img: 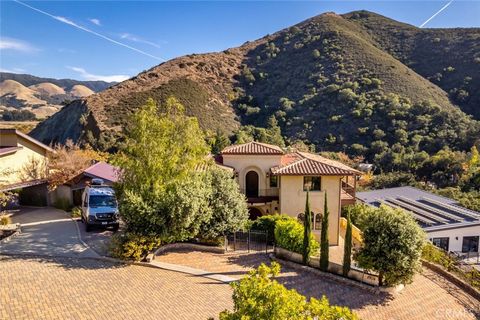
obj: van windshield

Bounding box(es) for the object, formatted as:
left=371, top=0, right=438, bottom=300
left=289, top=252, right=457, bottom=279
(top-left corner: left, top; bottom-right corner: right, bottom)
left=89, top=195, right=116, bottom=208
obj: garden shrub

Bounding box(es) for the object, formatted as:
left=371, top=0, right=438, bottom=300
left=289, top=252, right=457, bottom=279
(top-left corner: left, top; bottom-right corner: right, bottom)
left=218, top=262, right=358, bottom=320
left=422, top=242, right=480, bottom=290
left=0, top=215, right=12, bottom=225
left=71, top=206, right=82, bottom=218
left=109, top=232, right=162, bottom=261
left=422, top=242, right=457, bottom=271
left=251, top=214, right=291, bottom=243
left=274, top=218, right=319, bottom=256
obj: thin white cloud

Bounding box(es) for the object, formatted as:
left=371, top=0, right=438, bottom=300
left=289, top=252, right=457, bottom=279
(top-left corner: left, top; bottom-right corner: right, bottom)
left=419, top=0, right=454, bottom=28
left=0, top=67, right=27, bottom=74
left=120, top=33, right=161, bottom=49
left=68, top=66, right=129, bottom=82
left=0, top=37, right=38, bottom=53
left=14, top=0, right=164, bottom=61
left=89, top=18, right=101, bottom=26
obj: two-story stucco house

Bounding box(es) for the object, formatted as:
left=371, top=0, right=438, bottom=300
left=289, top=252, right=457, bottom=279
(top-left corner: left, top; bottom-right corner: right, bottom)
left=217, top=141, right=360, bottom=245
left=0, top=128, right=53, bottom=186
left=0, top=128, right=55, bottom=206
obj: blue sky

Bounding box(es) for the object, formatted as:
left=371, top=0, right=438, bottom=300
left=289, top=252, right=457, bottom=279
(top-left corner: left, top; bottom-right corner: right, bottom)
left=1, top=1, right=479, bottom=82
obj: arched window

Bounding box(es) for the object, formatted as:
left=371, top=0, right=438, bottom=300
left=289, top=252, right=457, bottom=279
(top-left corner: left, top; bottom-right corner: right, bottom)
left=315, top=213, right=322, bottom=230
left=297, top=213, right=305, bottom=223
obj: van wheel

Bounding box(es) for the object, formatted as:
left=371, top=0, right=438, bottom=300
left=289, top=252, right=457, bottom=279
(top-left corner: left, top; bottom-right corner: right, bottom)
left=85, top=223, right=92, bottom=232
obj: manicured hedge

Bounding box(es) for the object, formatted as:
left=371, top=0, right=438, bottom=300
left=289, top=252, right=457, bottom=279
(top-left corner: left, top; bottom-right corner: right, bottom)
left=274, top=218, right=319, bottom=256
left=251, top=214, right=291, bottom=243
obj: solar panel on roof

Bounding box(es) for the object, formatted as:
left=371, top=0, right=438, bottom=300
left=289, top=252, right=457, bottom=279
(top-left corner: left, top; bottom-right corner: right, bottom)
left=420, top=197, right=480, bottom=220
left=396, top=196, right=464, bottom=222
left=379, top=199, right=436, bottom=225
left=385, top=198, right=449, bottom=224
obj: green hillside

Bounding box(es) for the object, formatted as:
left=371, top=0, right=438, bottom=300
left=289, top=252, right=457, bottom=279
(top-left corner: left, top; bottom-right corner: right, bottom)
left=31, top=10, right=480, bottom=169
left=234, top=12, right=478, bottom=160
left=343, top=11, right=480, bottom=119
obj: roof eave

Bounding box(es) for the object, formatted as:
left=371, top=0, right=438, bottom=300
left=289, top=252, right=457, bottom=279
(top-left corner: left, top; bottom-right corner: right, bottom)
left=14, top=130, right=54, bottom=153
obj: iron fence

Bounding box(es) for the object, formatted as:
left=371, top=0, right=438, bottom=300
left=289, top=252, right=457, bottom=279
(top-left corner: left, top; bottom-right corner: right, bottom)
left=225, top=230, right=269, bottom=253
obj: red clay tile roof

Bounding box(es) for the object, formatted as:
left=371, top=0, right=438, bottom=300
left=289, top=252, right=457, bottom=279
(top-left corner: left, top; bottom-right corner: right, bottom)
left=271, top=152, right=360, bottom=176
left=221, top=141, right=284, bottom=155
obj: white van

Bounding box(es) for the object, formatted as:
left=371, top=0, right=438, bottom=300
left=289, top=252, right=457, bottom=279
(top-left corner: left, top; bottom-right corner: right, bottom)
left=81, top=179, right=120, bottom=232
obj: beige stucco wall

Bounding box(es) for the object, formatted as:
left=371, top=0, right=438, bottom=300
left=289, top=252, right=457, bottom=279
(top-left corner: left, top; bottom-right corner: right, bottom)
left=279, top=175, right=342, bottom=245
left=0, top=133, right=48, bottom=185
left=222, top=154, right=283, bottom=193
left=221, top=153, right=343, bottom=245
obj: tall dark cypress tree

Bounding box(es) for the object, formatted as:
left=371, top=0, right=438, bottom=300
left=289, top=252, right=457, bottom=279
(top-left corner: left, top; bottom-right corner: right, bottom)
left=320, top=192, right=329, bottom=271
left=302, top=191, right=312, bottom=265
left=343, top=211, right=353, bottom=276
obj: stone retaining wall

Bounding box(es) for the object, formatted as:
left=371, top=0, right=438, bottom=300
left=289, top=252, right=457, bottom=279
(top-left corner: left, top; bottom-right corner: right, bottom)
left=154, top=242, right=225, bottom=256
left=274, top=247, right=380, bottom=287
left=422, top=260, right=480, bottom=301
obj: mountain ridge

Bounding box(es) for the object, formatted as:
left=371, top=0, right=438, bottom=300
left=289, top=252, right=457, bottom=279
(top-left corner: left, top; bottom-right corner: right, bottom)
left=30, top=10, right=480, bottom=160
left=0, top=73, right=114, bottom=120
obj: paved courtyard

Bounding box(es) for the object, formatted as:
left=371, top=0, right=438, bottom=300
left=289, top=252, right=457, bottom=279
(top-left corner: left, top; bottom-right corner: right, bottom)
left=157, top=248, right=480, bottom=320
left=0, top=255, right=232, bottom=320
left=2, top=207, right=479, bottom=320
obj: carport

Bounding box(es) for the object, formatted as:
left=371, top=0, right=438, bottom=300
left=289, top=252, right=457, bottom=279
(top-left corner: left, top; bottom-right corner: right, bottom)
left=0, top=179, right=49, bottom=207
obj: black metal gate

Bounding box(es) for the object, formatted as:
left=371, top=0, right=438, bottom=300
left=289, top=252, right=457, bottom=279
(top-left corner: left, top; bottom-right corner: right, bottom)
left=225, top=230, right=269, bottom=253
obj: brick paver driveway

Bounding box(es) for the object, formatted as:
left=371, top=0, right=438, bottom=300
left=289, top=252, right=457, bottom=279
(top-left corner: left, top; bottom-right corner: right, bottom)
left=0, top=255, right=232, bottom=320
left=157, top=248, right=480, bottom=320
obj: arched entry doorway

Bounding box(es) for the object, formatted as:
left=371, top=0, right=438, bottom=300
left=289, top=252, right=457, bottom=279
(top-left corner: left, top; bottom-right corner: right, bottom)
left=245, top=171, right=259, bottom=197
left=248, top=207, right=263, bottom=220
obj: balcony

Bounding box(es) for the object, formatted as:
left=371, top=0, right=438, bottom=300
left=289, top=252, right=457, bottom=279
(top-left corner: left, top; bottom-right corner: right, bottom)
left=341, top=180, right=356, bottom=206
left=240, top=188, right=279, bottom=204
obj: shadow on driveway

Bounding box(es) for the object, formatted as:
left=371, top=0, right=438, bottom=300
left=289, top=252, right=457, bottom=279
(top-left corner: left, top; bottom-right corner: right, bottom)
left=0, top=254, right=127, bottom=271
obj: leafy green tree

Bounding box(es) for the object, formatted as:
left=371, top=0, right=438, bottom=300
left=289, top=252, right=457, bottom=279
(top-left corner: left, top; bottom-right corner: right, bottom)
left=343, top=211, right=353, bottom=276
left=371, top=172, right=418, bottom=189
left=302, top=191, right=312, bottom=265
left=266, top=115, right=285, bottom=147
left=161, top=173, right=213, bottom=241
left=208, top=129, right=231, bottom=155
left=115, top=97, right=209, bottom=197
left=199, top=167, right=249, bottom=239
left=416, top=149, right=465, bottom=188
left=341, top=203, right=373, bottom=229
left=114, top=97, right=210, bottom=237
left=355, top=205, right=425, bottom=286
left=218, top=262, right=358, bottom=320
left=462, top=170, right=480, bottom=192
left=2, top=109, right=36, bottom=121
left=319, top=192, right=329, bottom=271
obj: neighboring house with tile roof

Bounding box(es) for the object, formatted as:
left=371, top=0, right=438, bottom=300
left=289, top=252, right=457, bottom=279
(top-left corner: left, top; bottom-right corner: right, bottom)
left=218, top=141, right=360, bottom=245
